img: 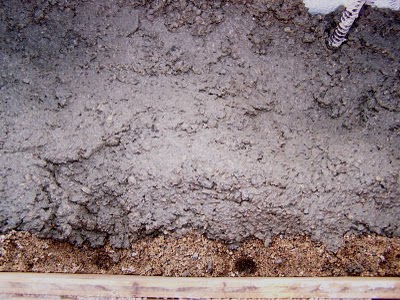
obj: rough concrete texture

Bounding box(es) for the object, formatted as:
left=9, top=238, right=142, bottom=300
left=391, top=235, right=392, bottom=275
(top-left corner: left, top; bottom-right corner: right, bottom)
left=0, top=0, right=399, bottom=252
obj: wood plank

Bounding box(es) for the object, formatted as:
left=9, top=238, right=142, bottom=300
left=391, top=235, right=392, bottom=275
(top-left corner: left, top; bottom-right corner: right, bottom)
left=0, top=273, right=398, bottom=299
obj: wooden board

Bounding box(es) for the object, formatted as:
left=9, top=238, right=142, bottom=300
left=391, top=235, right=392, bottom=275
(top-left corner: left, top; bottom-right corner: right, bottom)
left=0, top=273, right=399, bottom=299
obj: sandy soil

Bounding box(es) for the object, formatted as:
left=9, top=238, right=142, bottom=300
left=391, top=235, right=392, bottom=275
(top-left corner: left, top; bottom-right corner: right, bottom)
left=0, top=0, right=399, bottom=259
left=1, top=231, right=399, bottom=276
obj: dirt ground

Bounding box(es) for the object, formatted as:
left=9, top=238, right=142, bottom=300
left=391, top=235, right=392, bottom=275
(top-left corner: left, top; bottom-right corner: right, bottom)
left=1, top=231, right=399, bottom=276
left=0, top=0, right=400, bottom=269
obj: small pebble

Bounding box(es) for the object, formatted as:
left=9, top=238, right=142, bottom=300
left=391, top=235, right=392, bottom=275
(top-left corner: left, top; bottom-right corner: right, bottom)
left=121, top=267, right=135, bottom=273
left=264, top=237, right=272, bottom=248
left=241, top=190, right=250, bottom=201
left=106, top=115, right=113, bottom=123
left=81, top=186, right=91, bottom=194
left=227, top=243, right=239, bottom=251
left=302, top=33, right=315, bottom=43
left=110, top=253, right=120, bottom=263
left=127, top=176, right=137, bottom=185
left=206, top=259, right=214, bottom=273
left=274, top=257, right=283, bottom=265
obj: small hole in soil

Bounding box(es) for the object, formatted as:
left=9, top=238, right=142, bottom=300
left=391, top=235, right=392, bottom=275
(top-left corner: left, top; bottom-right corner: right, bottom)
left=26, top=262, right=34, bottom=270
left=92, top=250, right=113, bottom=270
left=234, top=256, right=257, bottom=274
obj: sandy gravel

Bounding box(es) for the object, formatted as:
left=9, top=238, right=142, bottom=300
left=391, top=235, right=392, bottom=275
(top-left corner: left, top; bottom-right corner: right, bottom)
left=1, top=231, right=399, bottom=277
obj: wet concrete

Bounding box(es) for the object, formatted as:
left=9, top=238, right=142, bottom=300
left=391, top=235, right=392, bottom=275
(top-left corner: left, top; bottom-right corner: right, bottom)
left=0, top=0, right=399, bottom=251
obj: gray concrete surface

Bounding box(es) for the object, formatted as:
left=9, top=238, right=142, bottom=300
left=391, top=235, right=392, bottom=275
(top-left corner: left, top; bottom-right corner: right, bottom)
left=0, top=0, right=399, bottom=251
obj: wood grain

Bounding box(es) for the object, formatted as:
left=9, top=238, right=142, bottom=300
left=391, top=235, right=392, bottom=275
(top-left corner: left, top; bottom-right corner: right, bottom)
left=0, top=273, right=399, bottom=299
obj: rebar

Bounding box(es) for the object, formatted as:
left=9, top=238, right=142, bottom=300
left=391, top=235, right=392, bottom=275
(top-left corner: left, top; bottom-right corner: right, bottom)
left=328, top=0, right=366, bottom=49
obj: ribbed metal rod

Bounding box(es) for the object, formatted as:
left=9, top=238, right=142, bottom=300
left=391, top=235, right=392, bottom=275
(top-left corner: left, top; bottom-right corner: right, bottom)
left=328, top=0, right=366, bottom=48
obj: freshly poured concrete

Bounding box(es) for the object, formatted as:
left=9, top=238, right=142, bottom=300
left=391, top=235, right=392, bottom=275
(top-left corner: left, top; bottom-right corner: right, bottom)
left=0, top=0, right=399, bottom=251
